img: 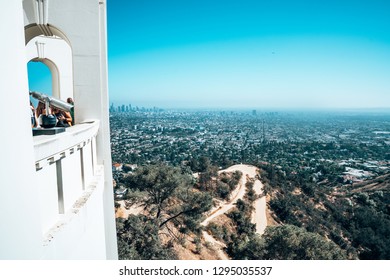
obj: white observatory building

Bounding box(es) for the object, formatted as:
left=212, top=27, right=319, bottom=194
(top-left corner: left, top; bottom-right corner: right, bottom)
left=0, top=0, right=118, bottom=259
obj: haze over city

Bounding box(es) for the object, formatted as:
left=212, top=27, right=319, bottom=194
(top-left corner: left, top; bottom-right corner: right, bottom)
left=28, top=0, right=390, bottom=109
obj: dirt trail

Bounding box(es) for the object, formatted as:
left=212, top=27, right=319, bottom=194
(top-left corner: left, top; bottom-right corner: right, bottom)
left=251, top=180, right=267, bottom=234
left=200, top=164, right=267, bottom=259
left=201, top=165, right=249, bottom=226
left=202, top=231, right=229, bottom=260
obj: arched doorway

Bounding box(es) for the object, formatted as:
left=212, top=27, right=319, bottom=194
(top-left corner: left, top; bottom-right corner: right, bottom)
left=26, top=35, right=73, bottom=102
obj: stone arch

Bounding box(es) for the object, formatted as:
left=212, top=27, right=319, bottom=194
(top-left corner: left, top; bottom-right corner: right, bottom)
left=24, top=23, right=72, bottom=47
left=26, top=35, right=73, bottom=101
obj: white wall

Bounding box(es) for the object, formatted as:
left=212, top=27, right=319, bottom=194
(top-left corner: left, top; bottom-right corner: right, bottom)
left=98, top=2, right=119, bottom=260
left=0, top=0, right=43, bottom=259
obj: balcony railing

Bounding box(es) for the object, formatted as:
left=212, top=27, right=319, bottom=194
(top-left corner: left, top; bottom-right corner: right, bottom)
left=33, top=120, right=102, bottom=240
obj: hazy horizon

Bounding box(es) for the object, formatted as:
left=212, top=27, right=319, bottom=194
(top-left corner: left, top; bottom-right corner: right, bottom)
left=109, top=103, right=390, bottom=114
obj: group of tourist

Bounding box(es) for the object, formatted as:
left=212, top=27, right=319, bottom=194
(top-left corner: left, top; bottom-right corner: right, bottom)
left=30, top=97, right=74, bottom=128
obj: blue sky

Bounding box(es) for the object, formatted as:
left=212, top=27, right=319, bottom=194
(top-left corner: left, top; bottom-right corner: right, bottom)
left=29, top=0, right=390, bottom=109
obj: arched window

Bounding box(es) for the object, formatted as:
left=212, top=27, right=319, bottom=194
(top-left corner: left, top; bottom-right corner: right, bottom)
left=26, top=35, right=73, bottom=102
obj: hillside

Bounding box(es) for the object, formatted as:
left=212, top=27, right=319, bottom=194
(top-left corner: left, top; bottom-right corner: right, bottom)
left=115, top=163, right=360, bottom=260
left=259, top=162, right=390, bottom=260
left=116, top=164, right=266, bottom=260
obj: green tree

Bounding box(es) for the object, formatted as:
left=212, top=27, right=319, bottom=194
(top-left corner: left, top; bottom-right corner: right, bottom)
left=259, top=225, right=347, bottom=260
left=116, top=215, right=176, bottom=260
left=198, top=156, right=211, bottom=172
left=198, top=165, right=218, bottom=191
left=124, top=164, right=212, bottom=231
left=124, top=164, right=192, bottom=220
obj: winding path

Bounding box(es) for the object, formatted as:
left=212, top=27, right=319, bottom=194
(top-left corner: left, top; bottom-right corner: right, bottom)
left=200, top=164, right=267, bottom=259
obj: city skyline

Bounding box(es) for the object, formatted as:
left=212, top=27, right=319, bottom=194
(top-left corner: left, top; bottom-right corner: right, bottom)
left=29, top=0, right=390, bottom=109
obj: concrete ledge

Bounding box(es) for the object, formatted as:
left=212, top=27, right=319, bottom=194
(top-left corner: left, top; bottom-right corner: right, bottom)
left=33, top=120, right=100, bottom=162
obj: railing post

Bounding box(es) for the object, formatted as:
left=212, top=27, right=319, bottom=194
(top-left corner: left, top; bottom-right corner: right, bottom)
left=56, top=160, right=65, bottom=214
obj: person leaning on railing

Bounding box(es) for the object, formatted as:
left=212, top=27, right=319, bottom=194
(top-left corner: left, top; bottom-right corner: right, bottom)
left=67, top=97, right=74, bottom=125
left=35, top=101, right=47, bottom=128
left=36, top=101, right=45, bottom=117
left=30, top=101, right=38, bottom=128
left=52, top=106, right=72, bottom=127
